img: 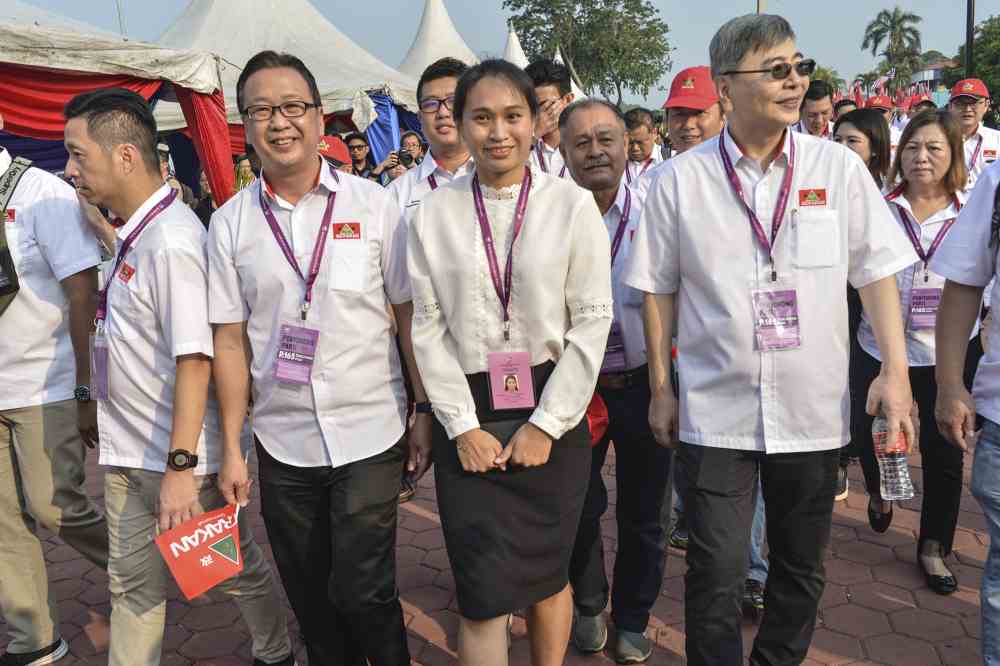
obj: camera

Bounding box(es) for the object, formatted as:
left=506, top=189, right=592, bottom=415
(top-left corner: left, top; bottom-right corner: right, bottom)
left=398, top=150, right=414, bottom=167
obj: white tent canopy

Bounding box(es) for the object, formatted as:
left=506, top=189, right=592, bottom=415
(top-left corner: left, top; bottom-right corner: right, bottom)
left=502, top=27, right=529, bottom=69
left=154, top=0, right=418, bottom=131
left=1, top=2, right=220, bottom=94
left=399, top=0, right=478, bottom=77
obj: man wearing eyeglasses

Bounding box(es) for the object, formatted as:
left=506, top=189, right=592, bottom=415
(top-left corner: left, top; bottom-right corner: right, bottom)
left=387, top=57, right=473, bottom=225
left=623, top=14, right=916, bottom=665
left=948, top=78, right=1000, bottom=191
left=209, top=50, right=428, bottom=666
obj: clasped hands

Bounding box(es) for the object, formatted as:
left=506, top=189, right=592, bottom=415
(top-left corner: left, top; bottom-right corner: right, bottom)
left=456, top=422, right=552, bottom=473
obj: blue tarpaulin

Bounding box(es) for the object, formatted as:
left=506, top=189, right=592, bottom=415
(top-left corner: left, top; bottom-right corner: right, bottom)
left=1, top=131, right=69, bottom=173
left=365, top=93, right=424, bottom=165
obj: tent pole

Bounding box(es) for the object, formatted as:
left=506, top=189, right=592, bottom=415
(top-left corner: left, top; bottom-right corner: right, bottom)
left=115, top=0, right=127, bottom=37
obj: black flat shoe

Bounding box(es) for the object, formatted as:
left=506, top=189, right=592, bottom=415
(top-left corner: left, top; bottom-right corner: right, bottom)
left=919, top=557, right=958, bottom=595
left=867, top=498, right=893, bottom=533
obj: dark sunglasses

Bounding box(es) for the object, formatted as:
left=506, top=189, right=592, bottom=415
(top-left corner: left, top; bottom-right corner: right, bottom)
left=347, top=144, right=368, bottom=152
left=721, top=59, right=816, bottom=80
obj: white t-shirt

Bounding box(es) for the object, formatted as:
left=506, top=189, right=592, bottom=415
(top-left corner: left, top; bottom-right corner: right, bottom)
left=0, top=149, right=101, bottom=410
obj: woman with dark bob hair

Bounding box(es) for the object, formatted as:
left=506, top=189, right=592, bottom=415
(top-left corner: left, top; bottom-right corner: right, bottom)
left=833, top=108, right=893, bottom=189
left=407, top=59, right=612, bottom=664
left=852, top=108, right=979, bottom=595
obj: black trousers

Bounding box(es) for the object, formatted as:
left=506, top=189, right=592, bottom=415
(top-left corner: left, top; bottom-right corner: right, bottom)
left=679, top=443, right=839, bottom=666
left=257, top=440, right=410, bottom=666
left=851, top=338, right=983, bottom=555
left=840, top=286, right=865, bottom=466
left=569, top=367, right=674, bottom=633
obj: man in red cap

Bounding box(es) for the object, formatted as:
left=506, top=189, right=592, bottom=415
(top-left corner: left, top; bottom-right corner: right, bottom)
left=632, top=66, right=724, bottom=200
left=910, top=93, right=937, bottom=116
left=948, top=78, right=999, bottom=190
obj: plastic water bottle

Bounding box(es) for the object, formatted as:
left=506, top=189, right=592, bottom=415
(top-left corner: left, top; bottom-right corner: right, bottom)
left=872, top=413, right=915, bottom=501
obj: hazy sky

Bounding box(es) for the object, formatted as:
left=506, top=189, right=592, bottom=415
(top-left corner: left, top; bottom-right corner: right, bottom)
left=26, top=0, right=996, bottom=106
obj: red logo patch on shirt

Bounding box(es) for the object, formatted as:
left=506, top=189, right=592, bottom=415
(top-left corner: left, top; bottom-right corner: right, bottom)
left=798, top=189, right=827, bottom=207
left=3, top=208, right=14, bottom=223
left=332, top=222, right=361, bottom=240
left=118, top=262, right=135, bottom=284
left=986, top=149, right=997, bottom=162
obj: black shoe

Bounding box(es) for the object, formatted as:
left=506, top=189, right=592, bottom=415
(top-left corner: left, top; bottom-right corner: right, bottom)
left=0, top=639, right=69, bottom=666
left=835, top=465, right=849, bottom=501
left=398, top=477, right=415, bottom=503
left=919, top=556, right=958, bottom=595
left=742, top=579, right=765, bottom=613
left=867, top=498, right=893, bottom=533
left=253, top=654, right=296, bottom=666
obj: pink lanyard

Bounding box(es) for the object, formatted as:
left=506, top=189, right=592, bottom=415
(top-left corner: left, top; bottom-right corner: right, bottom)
left=428, top=174, right=438, bottom=190
left=472, top=166, right=532, bottom=341
left=259, top=171, right=339, bottom=320
left=609, top=187, right=632, bottom=264
left=893, top=199, right=961, bottom=282
left=535, top=141, right=567, bottom=178
left=969, top=134, right=984, bottom=172
left=625, top=159, right=652, bottom=185
left=96, top=188, right=178, bottom=322
left=718, top=131, right=796, bottom=282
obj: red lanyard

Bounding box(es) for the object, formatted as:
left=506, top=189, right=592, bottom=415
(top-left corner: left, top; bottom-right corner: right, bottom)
left=893, top=199, right=961, bottom=282
left=259, top=170, right=338, bottom=320
left=625, top=158, right=652, bottom=185
left=718, top=130, right=796, bottom=282
left=96, top=188, right=178, bottom=322
left=472, top=166, right=532, bottom=341
left=535, top=141, right=567, bottom=178
left=610, top=186, right=632, bottom=264
left=969, top=134, right=984, bottom=172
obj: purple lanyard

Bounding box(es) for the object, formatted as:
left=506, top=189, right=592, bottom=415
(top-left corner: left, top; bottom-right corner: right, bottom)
left=969, top=134, right=984, bottom=172
left=535, top=141, right=567, bottom=178
left=610, top=187, right=632, bottom=265
left=718, top=130, right=796, bottom=282
left=625, top=158, right=652, bottom=185
left=428, top=173, right=438, bottom=190
left=893, top=201, right=961, bottom=282
left=259, top=178, right=338, bottom=321
left=472, top=166, right=532, bottom=341
left=96, top=188, right=178, bottom=322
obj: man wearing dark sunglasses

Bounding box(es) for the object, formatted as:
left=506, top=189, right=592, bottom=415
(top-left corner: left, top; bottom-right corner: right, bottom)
left=624, top=14, right=916, bottom=666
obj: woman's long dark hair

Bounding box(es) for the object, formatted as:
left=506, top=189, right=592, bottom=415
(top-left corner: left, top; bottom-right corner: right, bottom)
left=833, top=108, right=891, bottom=189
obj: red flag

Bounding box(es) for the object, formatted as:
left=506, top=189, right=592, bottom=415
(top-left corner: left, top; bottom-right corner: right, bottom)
left=853, top=82, right=864, bottom=107
left=155, top=505, right=244, bottom=600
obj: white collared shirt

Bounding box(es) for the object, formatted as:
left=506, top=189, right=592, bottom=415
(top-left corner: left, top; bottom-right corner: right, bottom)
left=623, top=127, right=917, bottom=453
left=0, top=149, right=101, bottom=411
left=408, top=165, right=612, bottom=440
left=97, top=185, right=225, bottom=475
left=857, top=191, right=975, bottom=367
left=931, top=161, right=1000, bottom=425
left=625, top=153, right=663, bottom=186
left=528, top=139, right=568, bottom=177
left=792, top=120, right=834, bottom=139
left=963, top=124, right=1000, bottom=191
left=386, top=151, right=474, bottom=222
left=208, top=162, right=411, bottom=468
left=890, top=125, right=904, bottom=162
left=603, top=180, right=647, bottom=370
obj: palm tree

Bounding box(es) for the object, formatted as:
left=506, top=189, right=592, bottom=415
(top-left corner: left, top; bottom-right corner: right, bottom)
left=813, top=65, right=846, bottom=91
left=861, top=6, right=923, bottom=76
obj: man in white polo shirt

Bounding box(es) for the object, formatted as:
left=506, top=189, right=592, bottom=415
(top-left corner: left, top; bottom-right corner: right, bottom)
left=0, top=114, right=108, bottom=666
left=63, top=88, right=293, bottom=666
left=624, top=14, right=917, bottom=665
left=526, top=59, right=575, bottom=178
left=209, top=51, right=429, bottom=666
left=623, top=107, right=663, bottom=186
left=794, top=80, right=834, bottom=138
left=948, top=78, right=1000, bottom=191
left=388, top=57, right=473, bottom=222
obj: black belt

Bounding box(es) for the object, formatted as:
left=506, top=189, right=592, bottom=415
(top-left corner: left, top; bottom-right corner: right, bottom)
left=597, top=364, right=648, bottom=391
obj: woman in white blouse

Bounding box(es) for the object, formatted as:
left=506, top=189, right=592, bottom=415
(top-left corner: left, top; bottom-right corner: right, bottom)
left=407, top=59, right=612, bottom=665
left=852, top=109, right=979, bottom=595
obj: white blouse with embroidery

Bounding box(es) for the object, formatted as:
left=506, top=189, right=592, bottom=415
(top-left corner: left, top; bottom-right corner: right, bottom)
left=407, top=165, right=613, bottom=440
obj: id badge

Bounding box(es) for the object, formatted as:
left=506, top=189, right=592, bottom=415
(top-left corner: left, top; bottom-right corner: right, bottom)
left=487, top=351, right=536, bottom=410
left=91, top=330, right=109, bottom=400
left=274, top=324, right=319, bottom=385
left=602, top=321, right=627, bottom=373
left=909, top=287, right=941, bottom=331
left=751, top=285, right=801, bottom=351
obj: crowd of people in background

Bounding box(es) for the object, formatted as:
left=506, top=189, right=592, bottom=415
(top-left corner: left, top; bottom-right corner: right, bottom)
left=4, top=8, right=1000, bottom=666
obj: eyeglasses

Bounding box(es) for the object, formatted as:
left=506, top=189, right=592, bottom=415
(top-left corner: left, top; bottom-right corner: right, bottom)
left=241, top=101, right=319, bottom=121
left=721, top=59, right=816, bottom=80
left=419, top=95, right=455, bottom=114
left=950, top=97, right=987, bottom=109
left=348, top=144, right=368, bottom=152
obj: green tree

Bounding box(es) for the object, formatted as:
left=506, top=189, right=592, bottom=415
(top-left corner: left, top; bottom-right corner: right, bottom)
left=919, top=49, right=948, bottom=67
left=861, top=6, right=923, bottom=89
left=812, top=65, right=846, bottom=91
left=504, top=0, right=672, bottom=106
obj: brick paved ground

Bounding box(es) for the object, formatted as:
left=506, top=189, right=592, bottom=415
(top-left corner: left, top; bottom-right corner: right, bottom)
left=0, top=445, right=987, bottom=665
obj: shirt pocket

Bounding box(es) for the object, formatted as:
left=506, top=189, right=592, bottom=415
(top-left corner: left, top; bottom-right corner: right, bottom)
left=794, top=209, right=840, bottom=268
left=328, top=237, right=368, bottom=293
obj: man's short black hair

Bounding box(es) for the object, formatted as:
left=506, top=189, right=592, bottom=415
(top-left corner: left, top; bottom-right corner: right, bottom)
left=417, top=57, right=469, bottom=102
left=236, top=50, right=322, bottom=113
left=344, top=132, right=368, bottom=147
left=802, top=80, right=834, bottom=108
left=834, top=98, right=858, bottom=113
left=525, top=59, right=571, bottom=97
left=64, top=88, right=160, bottom=173
left=624, top=107, right=655, bottom=132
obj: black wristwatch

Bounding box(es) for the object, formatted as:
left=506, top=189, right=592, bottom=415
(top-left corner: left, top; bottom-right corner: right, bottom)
left=167, top=449, right=199, bottom=472
left=414, top=401, right=433, bottom=414
left=74, top=385, right=92, bottom=403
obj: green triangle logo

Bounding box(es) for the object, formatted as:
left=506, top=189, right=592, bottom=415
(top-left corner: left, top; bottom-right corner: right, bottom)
left=208, top=535, right=240, bottom=565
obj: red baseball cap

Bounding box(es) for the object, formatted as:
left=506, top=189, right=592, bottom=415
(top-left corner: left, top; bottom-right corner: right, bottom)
left=910, top=93, right=935, bottom=108
left=865, top=95, right=893, bottom=111
left=951, top=78, right=989, bottom=100
left=663, top=66, right=719, bottom=111
left=318, top=135, right=350, bottom=164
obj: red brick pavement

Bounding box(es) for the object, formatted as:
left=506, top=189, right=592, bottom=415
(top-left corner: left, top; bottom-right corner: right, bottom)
left=0, top=447, right=986, bottom=665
